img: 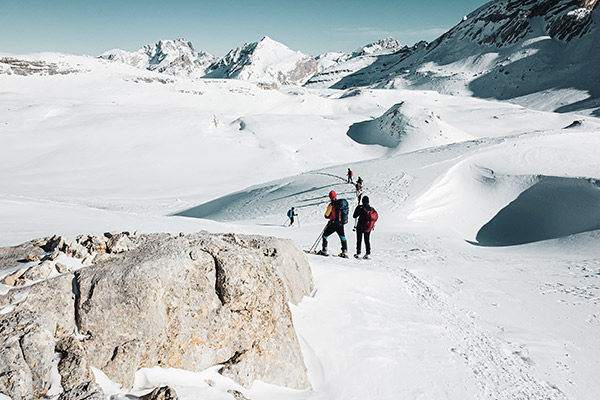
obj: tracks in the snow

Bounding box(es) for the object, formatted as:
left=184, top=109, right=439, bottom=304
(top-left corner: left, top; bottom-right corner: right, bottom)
left=386, top=264, right=567, bottom=400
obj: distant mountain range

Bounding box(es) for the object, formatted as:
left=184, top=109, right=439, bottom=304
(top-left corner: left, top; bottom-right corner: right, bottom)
left=100, top=36, right=317, bottom=85
left=99, top=0, right=599, bottom=114
left=100, top=38, right=216, bottom=78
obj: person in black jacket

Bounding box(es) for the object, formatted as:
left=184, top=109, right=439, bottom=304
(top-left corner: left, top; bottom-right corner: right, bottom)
left=353, top=195, right=375, bottom=259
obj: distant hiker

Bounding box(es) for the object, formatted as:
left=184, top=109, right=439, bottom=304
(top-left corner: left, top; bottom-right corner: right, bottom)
left=347, top=168, right=354, bottom=184
left=355, top=181, right=363, bottom=203
left=353, top=196, right=378, bottom=259
left=318, top=190, right=350, bottom=257
left=287, top=207, right=297, bottom=226
left=357, top=176, right=363, bottom=186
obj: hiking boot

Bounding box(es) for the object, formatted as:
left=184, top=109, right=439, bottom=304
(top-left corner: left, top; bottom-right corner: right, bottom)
left=317, top=249, right=329, bottom=256
left=338, top=252, right=349, bottom=258
left=363, top=253, right=371, bottom=260
left=353, top=253, right=361, bottom=259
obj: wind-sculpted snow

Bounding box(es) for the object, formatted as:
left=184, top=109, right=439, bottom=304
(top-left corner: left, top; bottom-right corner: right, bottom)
left=476, top=176, right=600, bottom=246
left=346, top=102, right=473, bottom=152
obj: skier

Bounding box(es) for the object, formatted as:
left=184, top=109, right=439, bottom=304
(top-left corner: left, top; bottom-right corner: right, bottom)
left=287, top=207, right=297, bottom=226
left=318, top=190, right=349, bottom=257
left=357, top=176, right=363, bottom=186
left=347, top=168, right=354, bottom=184
left=353, top=196, right=378, bottom=259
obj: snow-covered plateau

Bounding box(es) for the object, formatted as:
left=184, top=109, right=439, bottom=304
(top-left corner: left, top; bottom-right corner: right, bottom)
left=1, top=11, right=600, bottom=400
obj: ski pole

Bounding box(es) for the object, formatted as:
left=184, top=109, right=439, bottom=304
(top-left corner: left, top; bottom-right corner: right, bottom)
left=309, top=225, right=327, bottom=253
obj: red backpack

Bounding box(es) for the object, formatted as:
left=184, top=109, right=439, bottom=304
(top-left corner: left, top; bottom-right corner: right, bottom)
left=360, top=206, right=378, bottom=232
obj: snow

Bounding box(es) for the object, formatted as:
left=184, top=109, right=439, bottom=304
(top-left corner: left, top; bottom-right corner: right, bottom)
left=1, top=49, right=600, bottom=400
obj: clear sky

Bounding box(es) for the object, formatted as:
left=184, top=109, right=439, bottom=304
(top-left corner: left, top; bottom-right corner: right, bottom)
left=0, top=0, right=491, bottom=57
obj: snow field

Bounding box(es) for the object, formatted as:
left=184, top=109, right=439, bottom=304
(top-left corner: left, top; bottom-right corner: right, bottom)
left=1, top=52, right=600, bottom=399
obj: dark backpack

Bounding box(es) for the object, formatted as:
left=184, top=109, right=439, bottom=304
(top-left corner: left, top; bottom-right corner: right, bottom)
left=334, top=199, right=349, bottom=225
left=360, top=206, right=378, bottom=232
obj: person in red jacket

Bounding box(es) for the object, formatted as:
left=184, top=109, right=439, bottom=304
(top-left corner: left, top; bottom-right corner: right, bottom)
left=318, top=190, right=349, bottom=257
left=353, top=196, right=377, bottom=259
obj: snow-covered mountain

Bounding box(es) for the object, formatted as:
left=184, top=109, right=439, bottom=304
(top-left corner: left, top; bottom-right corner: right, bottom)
left=99, top=38, right=216, bottom=77
left=305, top=37, right=405, bottom=88
left=100, top=36, right=317, bottom=86
left=330, top=0, right=600, bottom=115
left=204, top=36, right=317, bottom=85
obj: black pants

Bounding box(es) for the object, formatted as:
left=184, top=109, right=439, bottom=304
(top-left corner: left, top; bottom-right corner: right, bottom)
left=356, top=229, right=371, bottom=254
left=322, top=223, right=347, bottom=252
left=289, top=216, right=294, bottom=226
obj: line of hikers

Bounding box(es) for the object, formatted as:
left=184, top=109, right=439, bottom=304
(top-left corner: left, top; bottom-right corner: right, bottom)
left=288, top=168, right=377, bottom=258
left=348, top=168, right=364, bottom=203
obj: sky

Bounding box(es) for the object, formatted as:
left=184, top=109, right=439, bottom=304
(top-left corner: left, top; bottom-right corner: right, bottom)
left=0, top=0, right=491, bottom=57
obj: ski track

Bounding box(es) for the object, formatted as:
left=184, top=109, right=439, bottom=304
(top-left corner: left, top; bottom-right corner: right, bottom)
left=373, top=245, right=567, bottom=400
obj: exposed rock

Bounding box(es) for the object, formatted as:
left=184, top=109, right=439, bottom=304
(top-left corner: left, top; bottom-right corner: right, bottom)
left=227, top=389, right=250, bottom=400
left=22, top=260, right=54, bottom=281
left=235, top=234, right=313, bottom=304
left=137, top=386, right=179, bottom=400
left=42, top=235, right=65, bottom=253
left=103, top=231, right=119, bottom=239
left=62, top=238, right=89, bottom=259
left=0, top=274, right=76, bottom=399
left=43, top=250, right=61, bottom=261
left=106, top=232, right=136, bottom=253
left=0, top=310, right=36, bottom=399
left=57, top=381, right=105, bottom=400
left=78, top=234, right=107, bottom=254
left=55, top=262, right=68, bottom=273
left=76, top=232, right=311, bottom=389
left=56, top=337, right=93, bottom=391
left=0, top=231, right=312, bottom=398
left=25, top=254, right=41, bottom=262
left=2, top=268, right=27, bottom=286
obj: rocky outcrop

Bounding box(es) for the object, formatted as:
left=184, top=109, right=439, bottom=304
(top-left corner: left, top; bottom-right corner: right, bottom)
left=57, top=382, right=105, bottom=400
left=137, top=386, right=179, bottom=400
left=0, top=231, right=313, bottom=399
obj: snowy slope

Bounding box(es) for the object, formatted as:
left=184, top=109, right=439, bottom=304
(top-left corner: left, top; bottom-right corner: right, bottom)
left=2, top=46, right=600, bottom=400
left=100, top=38, right=216, bottom=77
left=205, top=36, right=317, bottom=85
left=331, top=0, right=600, bottom=115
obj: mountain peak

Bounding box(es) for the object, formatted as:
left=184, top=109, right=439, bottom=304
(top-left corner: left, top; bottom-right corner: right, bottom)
left=205, top=36, right=316, bottom=85
left=99, top=38, right=215, bottom=77
left=353, top=37, right=404, bottom=56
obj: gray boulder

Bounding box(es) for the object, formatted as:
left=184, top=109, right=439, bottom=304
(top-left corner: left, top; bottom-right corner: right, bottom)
left=0, top=231, right=313, bottom=399
left=56, top=336, right=93, bottom=391
left=76, top=232, right=312, bottom=389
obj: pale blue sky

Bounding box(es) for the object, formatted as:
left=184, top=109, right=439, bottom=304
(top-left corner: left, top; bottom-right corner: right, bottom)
left=0, top=0, right=490, bottom=56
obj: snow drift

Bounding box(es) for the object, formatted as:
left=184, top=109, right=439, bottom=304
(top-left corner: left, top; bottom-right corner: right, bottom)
left=346, top=101, right=473, bottom=152
left=476, top=176, right=600, bottom=246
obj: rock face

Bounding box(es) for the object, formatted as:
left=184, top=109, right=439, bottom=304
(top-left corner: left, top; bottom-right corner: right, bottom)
left=0, top=231, right=313, bottom=399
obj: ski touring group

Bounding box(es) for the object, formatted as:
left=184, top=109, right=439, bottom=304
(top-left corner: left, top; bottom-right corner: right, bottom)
left=299, top=168, right=378, bottom=259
